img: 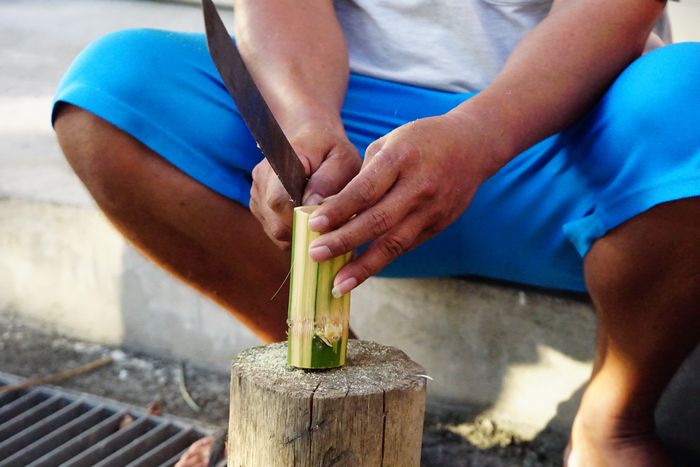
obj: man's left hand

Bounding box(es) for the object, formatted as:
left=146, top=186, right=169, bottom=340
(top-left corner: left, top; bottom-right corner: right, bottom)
left=306, top=113, right=493, bottom=296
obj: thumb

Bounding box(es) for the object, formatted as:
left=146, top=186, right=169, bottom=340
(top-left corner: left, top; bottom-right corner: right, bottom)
left=303, top=145, right=361, bottom=205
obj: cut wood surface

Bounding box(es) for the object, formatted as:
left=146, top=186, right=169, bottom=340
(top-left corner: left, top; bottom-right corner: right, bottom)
left=229, top=340, right=427, bottom=467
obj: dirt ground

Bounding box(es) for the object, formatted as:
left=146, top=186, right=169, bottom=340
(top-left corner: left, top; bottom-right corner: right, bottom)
left=0, top=312, right=567, bottom=466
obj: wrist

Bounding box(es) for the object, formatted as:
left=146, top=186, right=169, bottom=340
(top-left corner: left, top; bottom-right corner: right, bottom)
left=276, top=100, right=345, bottom=138
left=447, top=93, right=519, bottom=178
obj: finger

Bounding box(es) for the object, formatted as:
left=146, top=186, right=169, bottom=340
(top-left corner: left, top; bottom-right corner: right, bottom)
left=253, top=158, right=293, bottom=225
left=302, top=144, right=361, bottom=205
left=331, top=213, right=427, bottom=297
left=250, top=189, right=292, bottom=248
left=265, top=175, right=294, bottom=220
left=264, top=215, right=292, bottom=249
left=307, top=183, right=417, bottom=261
left=362, top=137, right=387, bottom=168
left=308, top=149, right=398, bottom=233
left=251, top=160, right=294, bottom=245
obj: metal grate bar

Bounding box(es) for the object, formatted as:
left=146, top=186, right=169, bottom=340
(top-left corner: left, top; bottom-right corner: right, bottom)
left=93, top=422, right=179, bottom=467
left=0, top=394, right=66, bottom=443
left=127, top=428, right=201, bottom=466
left=0, top=398, right=86, bottom=459
left=0, top=391, right=47, bottom=425
left=29, top=405, right=113, bottom=467
left=0, top=387, right=32, bottom=407
left=0, top=406, right=107, bottom=467
left=61, top=415, right=155, bottom=467
left=48, top=409, right=129, bottom=465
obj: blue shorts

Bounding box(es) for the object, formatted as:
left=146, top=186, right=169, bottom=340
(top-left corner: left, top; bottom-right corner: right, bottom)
left=52, top=30, right=700, bottom=292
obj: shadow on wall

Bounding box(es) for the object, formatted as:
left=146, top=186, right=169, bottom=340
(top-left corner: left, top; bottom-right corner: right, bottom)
left=118, top=245, right=261, bottom=369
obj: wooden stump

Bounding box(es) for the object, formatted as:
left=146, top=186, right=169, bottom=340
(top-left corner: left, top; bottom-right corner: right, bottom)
left=228, top=340, right=427, bottom=467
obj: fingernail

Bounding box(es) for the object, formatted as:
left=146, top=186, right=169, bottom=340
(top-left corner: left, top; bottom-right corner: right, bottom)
left=303, top=193, right=324, bottom=206
left=309, top=245, right=332, bottom=262
left=332, top=277, right=357, bottom=298
left=308, top=215, right=329, bottom=232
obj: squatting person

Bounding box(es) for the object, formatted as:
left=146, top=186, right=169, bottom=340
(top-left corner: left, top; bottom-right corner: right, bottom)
left=52, top=0, right=699, bottom=465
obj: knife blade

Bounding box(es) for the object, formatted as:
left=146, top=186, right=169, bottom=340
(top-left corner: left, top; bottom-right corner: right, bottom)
left=202, top=0, right=307, bottom=206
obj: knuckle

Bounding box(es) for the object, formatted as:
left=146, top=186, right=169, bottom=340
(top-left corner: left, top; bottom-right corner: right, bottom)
left=249, top=199, right=262, bottom=218
left=305, top=177, right=329, bottom=197
left=365, top=140, right=383, bottom=159
left=369, top=209, right=392, bottom=236
left=276, top=240, right=291, bottom=251
left=356, top=261, right=376, bottom=282
left=269, top=225, right=290, bottom=242
left=379, top=234, right=409, bottom=259
left=394, top=143, right=421, bottom=164
left=267, top=195, right=288, bottom=212
left=355, top=177, right=377, bottom=204
left=420, top=179, right=438, bottom=199
left=335, top=234, right=354, bottom=255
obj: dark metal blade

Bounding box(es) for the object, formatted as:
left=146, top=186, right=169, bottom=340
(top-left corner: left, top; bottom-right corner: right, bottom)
left=202, top=0, right=307, bottom=206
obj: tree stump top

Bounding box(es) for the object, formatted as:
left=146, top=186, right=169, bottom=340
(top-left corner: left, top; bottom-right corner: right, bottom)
left=232, top=339, right=427, bottom=399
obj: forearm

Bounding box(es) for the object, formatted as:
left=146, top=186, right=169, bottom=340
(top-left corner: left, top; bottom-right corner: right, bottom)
left=233, top=0, right=348, bottom=134
left=452, top=0, right=666, bottom=175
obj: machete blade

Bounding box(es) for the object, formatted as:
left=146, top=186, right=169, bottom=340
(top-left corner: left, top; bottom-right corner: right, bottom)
left=202, top=0, right=307, bottom=206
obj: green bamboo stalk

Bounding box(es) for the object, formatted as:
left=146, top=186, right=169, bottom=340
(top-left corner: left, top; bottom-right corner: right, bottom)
left=287, top=206, right=352, bottom=369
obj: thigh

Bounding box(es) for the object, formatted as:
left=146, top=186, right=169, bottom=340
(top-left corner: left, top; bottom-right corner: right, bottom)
left=560, top=42, right=700, bottom=260
left=53, top=29, right=261, bottom=207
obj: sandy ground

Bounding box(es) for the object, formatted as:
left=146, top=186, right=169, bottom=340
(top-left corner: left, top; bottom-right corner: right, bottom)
left=0, top=312, right=567, bottom=466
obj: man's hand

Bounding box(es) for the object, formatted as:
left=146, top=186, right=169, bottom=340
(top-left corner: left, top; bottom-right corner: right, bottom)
left=306, top=113, right=493, bottom=296
left=249, top=125, right=361, bottom=249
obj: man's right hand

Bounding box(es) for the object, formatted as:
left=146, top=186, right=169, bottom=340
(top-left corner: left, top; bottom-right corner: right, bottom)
left=249, top=124, right=361, bottom=249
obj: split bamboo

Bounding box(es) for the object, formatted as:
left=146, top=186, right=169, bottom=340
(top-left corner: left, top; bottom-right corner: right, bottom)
left=287, top=205, right=352, bottom=369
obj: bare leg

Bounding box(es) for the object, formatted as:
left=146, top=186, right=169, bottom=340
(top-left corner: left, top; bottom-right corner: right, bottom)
left=567, top=198, right=700, bottom=466
left=54, top=105, right=290, bottom=343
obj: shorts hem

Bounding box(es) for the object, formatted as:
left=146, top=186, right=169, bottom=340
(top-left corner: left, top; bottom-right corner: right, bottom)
left=563, top=178, right=700, bottom=257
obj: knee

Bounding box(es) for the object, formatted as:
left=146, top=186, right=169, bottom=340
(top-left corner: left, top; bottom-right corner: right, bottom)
left=603, top=43, right=700, bottom=131
left=57, top=29, right=188, bottom=111
left=54, top=105, right=135, bottom=211
left=584, top=198, right=700, bottom=306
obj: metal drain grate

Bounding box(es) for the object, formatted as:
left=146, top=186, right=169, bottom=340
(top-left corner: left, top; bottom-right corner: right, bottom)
left=0, top=371, right=212, bottom=466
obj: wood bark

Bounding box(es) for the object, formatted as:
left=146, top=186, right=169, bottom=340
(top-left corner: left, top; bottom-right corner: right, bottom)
left=228, top=340, right=427, bottom=467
